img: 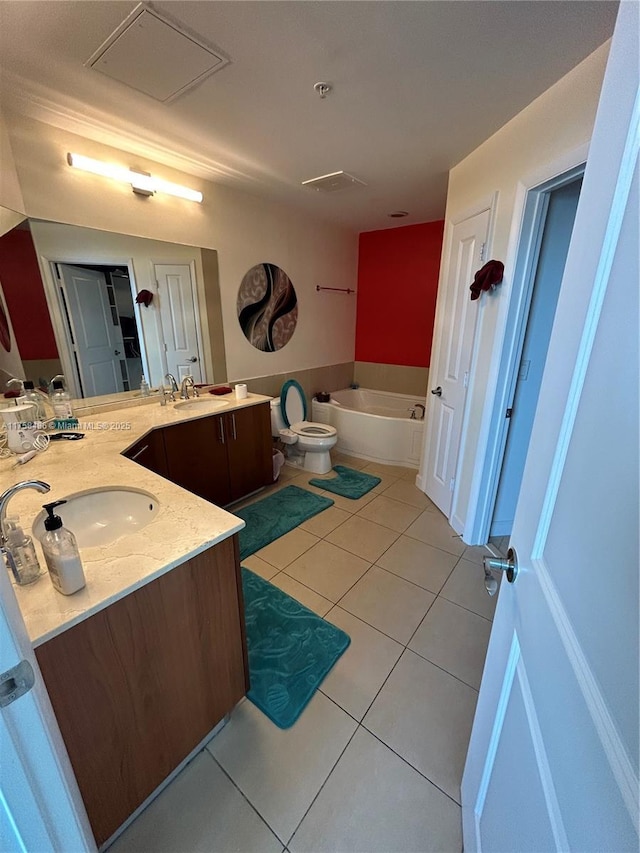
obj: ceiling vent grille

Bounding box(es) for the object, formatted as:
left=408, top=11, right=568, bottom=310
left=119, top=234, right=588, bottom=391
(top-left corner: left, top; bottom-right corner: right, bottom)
left=85, top=3, right=229, bottom=103
left=301, top=171, right=367, bottom=193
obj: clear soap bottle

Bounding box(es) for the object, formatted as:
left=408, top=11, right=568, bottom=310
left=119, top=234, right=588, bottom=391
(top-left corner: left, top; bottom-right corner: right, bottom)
left=23, top=380, right=46, bottom=422
left=2, top=516, right=41, bottom=585
left=40, top=500, right=86, bottom=595
left=51, top=380, right=73, bottom=419
left=139, top=375, right=150, bottom=397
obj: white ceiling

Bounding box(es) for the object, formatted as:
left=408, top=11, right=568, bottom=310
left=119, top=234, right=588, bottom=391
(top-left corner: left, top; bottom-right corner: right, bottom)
left=0, top=1, right=618, bottom=232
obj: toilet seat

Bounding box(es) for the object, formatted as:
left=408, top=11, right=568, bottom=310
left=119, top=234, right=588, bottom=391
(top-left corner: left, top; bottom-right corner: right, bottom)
left=290, top=421, right=337, bottom=438
left=280, top=379, right=307, bottom=427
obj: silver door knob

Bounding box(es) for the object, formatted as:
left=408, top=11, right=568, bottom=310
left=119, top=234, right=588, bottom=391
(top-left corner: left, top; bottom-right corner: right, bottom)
left=187, top=356, right=198, bottom=363
left=431, top=386, right=442, bottom=397
left=483, top=547, right=518, bottom=596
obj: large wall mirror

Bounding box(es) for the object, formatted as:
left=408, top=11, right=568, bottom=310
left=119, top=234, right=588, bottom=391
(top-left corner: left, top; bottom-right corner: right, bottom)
left=0, top=208, right=226, bottom=410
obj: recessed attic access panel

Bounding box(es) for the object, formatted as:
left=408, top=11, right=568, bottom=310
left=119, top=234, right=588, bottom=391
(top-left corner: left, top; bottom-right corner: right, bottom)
left=86, top=4, right=229, bottom=103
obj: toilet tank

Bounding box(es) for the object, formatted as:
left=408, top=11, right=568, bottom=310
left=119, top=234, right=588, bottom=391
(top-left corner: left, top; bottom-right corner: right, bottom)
left=270, top=398, right=286, bottom=437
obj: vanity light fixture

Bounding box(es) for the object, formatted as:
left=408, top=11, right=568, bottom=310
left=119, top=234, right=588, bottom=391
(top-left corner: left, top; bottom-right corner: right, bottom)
left=66, top=153, right=203, bottom=203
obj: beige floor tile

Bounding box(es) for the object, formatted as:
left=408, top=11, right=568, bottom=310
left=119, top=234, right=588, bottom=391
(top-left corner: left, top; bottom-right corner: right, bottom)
left=298, top=505, right=351, bottom=537
left=461, top=543, right=492, bottom=566
left=242, top=554, right=280, bottom=580
left=270, top=572, right=333, bottom=616
left=362, top=461, right=418, bottom=479
left=376, top=535, right=458, bottom=593
left=339, top=566, right=435, bottom=644
left=109, top=751, right=282, bottom=853
left=257, top=528, right=320, bottom=569
left=364, top=649, right=477, bottom=803
left=404, top=510, right=467, bottom=556
left=381, top=478, right=439, bottom=511
left=322, top=489, right=379, bottom=513
left=356, top=494, right=422, bottom=533
left=285, top=540, right=371, bottom=602
left=399, top=465, right=422, bottom=481
left=332, top=452, right=369, bottom=470
left=440, top=558, right=499, bottom=621
left=409, top=597, right=492, bottom=690
left=289, top=728, right=462, bottom=853
left=325, top=515, right=399, bottom=563
left=321, top=607, right=403, bottom=720
left=208, top=693, right=357, bottom=844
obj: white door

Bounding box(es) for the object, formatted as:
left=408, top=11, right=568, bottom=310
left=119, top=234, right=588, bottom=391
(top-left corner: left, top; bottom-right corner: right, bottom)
left=0, top=566, right=95, bottom=851
left=58, top=264, right=125, bottom=397
left=154, top=264, right=203, bottom=383
left=462, top=4, right=639, bottom=851
left=420, top=208, right=491, bottom=515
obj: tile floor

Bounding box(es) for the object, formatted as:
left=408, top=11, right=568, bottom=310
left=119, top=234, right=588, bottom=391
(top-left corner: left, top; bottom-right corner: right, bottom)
left=110, top=453, right=498, bottom=853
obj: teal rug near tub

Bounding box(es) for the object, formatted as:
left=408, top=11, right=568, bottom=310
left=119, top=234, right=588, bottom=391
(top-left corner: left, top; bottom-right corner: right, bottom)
left=241, top=568, right=350, bottom=728
left=236, top=485, right=334, bottom=560
left=309, top=465, right=381, bottom=499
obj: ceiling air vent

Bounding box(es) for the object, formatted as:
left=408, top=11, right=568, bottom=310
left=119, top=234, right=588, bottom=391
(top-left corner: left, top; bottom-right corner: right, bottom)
left=85, top=3, right=230, bottom=103
left=301, top=171, right=367, bottom=193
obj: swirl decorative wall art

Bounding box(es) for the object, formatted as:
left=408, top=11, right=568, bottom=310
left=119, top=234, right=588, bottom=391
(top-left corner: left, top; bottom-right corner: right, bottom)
left=237, top=263, right=298, bottom=352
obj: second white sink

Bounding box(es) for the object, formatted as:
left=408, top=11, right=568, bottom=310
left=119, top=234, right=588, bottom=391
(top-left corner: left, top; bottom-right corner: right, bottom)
left=173, top=398, right=230, bottom=412
left=32, top=487, right=159, bottom=548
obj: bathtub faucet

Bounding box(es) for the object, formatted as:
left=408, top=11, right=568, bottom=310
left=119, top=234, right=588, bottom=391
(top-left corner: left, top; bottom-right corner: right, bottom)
left=408, top=404, right=425, bottom=420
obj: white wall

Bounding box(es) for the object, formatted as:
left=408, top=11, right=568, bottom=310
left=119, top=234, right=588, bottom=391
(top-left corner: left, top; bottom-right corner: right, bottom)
left=0, top=111, right=26, bottom=235
left=4, top=114, right=358, bottom=383
left=437, top=43, right=609, bottom=532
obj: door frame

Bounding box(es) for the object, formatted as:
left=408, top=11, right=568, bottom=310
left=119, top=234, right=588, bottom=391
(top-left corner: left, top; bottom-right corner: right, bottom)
left=41, top=256, right=151, bottom=400
left=463, top=143, right=590, bottom=545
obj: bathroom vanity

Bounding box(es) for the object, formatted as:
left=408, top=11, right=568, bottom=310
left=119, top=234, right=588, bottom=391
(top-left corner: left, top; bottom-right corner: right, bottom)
left=4, top=392, right=273, bottom=847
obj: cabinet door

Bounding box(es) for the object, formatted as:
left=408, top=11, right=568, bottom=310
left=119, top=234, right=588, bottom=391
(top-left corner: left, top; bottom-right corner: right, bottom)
left=123, top=429, right=168, bottom=478
left=163, top=415, right=231, bottom=506
left=35, top=537, right=247, bottom=847
left=225, top=403, right=273, bottom=502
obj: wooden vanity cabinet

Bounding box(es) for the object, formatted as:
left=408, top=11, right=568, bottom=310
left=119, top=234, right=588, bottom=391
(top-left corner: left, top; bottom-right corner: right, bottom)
left=35, top=535, right=248, bottom=848
left=162, top=413, right=232, bottom=507
left=224, top=403, right=273, bottom=502
left=156, top=402, right=273, bottom=507
left=123, top=429, right=168, bottom=478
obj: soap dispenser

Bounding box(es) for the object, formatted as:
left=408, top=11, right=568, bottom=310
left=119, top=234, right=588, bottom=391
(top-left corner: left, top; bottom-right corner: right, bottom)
left=40, top=500, right=86, bottom=595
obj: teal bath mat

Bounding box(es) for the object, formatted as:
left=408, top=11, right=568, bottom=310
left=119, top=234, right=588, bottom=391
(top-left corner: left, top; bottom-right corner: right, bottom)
left=241, top=568, right=350, bottom=728
left=309, top=465, right=381, bottom=499
left=236, top=485, right=334, bottom=559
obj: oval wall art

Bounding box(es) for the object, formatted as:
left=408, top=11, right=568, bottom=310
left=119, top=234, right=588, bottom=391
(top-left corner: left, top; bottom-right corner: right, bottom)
left=237, top=263, right=298, bottom=352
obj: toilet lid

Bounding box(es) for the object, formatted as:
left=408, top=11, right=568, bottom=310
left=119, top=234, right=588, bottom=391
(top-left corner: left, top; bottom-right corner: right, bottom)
left=290, top=421, right=337, bottom=437
left=280, top=379, right=307, bottom=427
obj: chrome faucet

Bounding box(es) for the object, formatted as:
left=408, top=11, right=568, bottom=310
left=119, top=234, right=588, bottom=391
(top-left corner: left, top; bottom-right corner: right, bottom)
left=179, top=375, right=199, bottom=400
left=165, top=373, right=179, bottom=393
left=408, top=403, right=426, bottom=420
left=0, top=480, right=51, bottom=546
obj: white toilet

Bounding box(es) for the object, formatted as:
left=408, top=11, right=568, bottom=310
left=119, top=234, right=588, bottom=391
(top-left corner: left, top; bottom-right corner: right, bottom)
left=270, top=380, right=338, bottom=474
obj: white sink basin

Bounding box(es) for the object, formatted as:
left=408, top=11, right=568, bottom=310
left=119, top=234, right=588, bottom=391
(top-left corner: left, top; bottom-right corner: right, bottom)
left=173, top=398, right=230, bottom=412
left=33, top=487, right=159, bottom=548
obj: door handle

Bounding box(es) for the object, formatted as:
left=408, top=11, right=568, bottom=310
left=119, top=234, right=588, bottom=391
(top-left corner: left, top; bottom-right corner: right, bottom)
left=431, top=386, right=442, bottom=397
left=187, top=356, right=198, bottom=363
left=483, top=547, right=518, bottom=595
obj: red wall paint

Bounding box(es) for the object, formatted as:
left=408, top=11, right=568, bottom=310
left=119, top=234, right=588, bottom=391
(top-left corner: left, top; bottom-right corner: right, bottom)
left=0, top=229, right=59, bottom=360
left=355, top=220, right=444, bottom=368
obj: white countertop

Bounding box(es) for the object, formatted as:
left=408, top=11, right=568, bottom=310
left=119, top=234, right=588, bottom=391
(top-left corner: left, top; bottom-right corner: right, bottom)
left=1, top=391, right=272, bottom=647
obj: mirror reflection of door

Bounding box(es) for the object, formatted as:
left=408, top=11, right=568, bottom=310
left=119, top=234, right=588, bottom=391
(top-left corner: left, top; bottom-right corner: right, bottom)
left=56, top=263, right=144, bottom=397
left=154, top=264, right=203, bottom=383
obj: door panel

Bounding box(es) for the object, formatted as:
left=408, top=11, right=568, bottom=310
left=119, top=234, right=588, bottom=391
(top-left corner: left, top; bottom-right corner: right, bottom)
left=155, top=263, right=203, bottom=383
left=421, top=209, right=490, bottom=515
left=59, top=264, right=125, bottom=397
left=462, top=5, right=639, bottom=850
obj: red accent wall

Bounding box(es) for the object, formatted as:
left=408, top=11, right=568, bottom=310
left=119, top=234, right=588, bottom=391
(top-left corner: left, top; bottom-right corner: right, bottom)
left=355, top=220, right=444, bottom=367
left=0, top=229, right=59, bottom=360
